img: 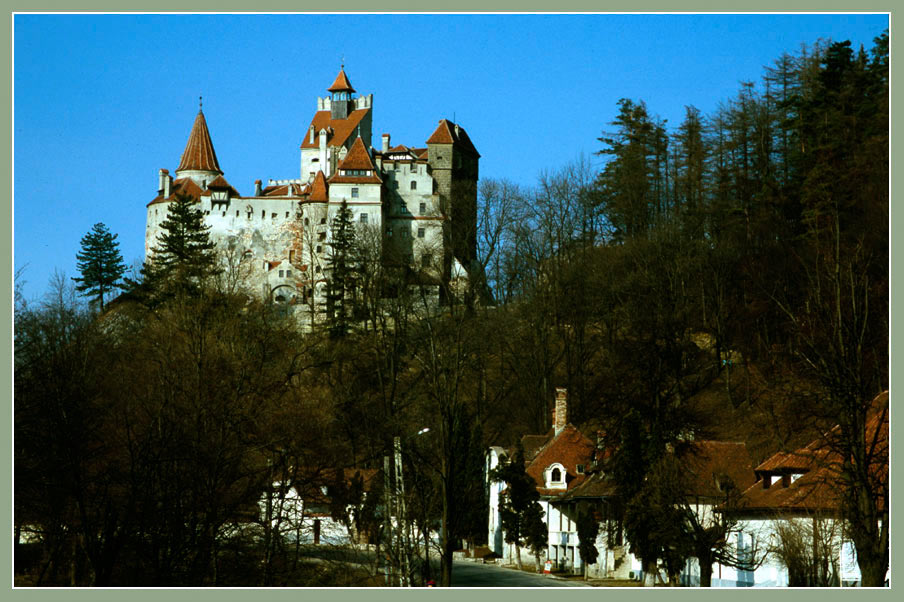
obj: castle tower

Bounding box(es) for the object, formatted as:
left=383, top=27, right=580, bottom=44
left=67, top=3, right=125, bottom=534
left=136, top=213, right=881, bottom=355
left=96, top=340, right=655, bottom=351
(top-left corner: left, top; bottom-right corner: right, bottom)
left=327, top=66, right=355, bottom=121
left=426, top=119, right=480, bottom=272
left=175, top=98, right=223, bottom=189
left=300, top=68, right=373, bottom=183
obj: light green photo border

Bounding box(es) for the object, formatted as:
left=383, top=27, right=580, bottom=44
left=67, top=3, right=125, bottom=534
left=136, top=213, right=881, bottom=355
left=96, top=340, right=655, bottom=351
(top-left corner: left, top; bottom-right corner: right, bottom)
left=2, top=3, right=897, bottom=602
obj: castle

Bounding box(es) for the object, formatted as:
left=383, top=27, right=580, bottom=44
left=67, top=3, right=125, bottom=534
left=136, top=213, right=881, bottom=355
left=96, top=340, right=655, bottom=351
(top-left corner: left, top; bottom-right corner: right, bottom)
left=145, top=67, right=479, bottom=318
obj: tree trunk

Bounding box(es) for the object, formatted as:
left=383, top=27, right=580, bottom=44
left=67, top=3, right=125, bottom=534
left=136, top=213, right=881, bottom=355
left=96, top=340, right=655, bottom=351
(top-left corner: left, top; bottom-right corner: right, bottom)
left=698, top=553, right=714, bottom=587
left=515, top=543, right=523, bottom=570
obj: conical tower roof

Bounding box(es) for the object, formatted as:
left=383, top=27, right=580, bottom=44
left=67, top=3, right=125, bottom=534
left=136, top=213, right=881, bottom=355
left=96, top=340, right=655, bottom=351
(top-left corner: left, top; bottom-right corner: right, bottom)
left=176, top=106, right=222, bottom=174
left=327, top=67, right=356, bottom=93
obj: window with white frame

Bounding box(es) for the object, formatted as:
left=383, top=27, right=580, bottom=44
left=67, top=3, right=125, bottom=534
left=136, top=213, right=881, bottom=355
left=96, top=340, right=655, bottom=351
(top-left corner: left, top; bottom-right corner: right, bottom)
left=546, top=463, right=566, bottom=488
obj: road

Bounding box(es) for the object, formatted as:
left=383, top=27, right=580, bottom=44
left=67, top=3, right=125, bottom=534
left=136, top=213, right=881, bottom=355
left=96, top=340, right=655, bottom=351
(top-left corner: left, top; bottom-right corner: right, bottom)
left=450, top=560, right=592, bottom=587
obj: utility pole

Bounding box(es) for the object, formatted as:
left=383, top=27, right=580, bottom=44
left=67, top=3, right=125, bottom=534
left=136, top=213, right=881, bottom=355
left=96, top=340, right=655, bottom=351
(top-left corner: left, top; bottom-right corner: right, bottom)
left=383, top=454, right=392, bottom=585
left=394, top=436, right=410, bottom=586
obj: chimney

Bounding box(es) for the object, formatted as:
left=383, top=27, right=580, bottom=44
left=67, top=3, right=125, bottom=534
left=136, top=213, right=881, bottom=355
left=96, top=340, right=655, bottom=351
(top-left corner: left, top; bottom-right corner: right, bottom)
left=382, top=133, right=390, bottom=153
left=163, top=173, right=171, bottom=199
left=158, top=168, right=169, bottom=194
left=254, top=179, right=262, bottom=196
left=309, top=125, right=315, bottom=144
left=454, top=123, right=460, bottom=138
left=553, top=387, right=568, bottom=436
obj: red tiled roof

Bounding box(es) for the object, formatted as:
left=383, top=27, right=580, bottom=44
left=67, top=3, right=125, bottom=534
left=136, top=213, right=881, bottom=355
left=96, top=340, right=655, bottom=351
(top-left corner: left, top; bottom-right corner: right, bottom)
left=733, top=391, right=888, bottom=515
left=425, top=119, right=480, bottom=157
left=300, top=109, right=371, bottom=150
left=147, top=177, right=204, bottom=206
left=682, top=440, right=756, bottom=498
left=525, top=425, right=596, bottom=499
left=327, top=67, right=356, bottom=93
left=330, top=138, right=383, bottom=184
left=309, top=170, right=329, bottom=202
left=176, top=110, right=223, bottom=174
left=200, top=175, right=242, bottom=198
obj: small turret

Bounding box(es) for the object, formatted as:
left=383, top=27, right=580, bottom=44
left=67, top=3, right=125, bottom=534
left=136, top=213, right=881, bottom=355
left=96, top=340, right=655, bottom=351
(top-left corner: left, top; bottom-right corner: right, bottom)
left=327, top=66, right=356, bottom=121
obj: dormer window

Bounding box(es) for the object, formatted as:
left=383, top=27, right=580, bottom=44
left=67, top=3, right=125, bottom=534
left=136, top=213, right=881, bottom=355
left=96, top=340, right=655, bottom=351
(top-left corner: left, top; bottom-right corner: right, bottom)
left=545, top=463, right=567, bottom=489
left=576, top=464, right=585, bottom=474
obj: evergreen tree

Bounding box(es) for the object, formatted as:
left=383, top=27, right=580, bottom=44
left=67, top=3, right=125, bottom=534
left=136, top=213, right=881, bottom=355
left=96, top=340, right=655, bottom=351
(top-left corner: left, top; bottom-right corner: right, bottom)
left=72, top=222, right=126, bottom=311
left=324, top=200, right=359, bottom=338
left=576, top=509, right=600, bottom=579
left=490, top=440, right=545, bottom=570
left=143, top=194, right=220, bottom=297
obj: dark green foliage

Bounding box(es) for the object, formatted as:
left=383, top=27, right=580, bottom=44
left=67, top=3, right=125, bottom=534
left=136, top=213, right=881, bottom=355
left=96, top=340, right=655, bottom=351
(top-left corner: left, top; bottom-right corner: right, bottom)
left=324, top=200, right=359, bottom=338
left=72, top=222, right=126, bottom=311
left=576, top=509, right=600, bottom=577
left=490, top=441, right=544, bottom=568
left=142, top=194, right=220, bottom=298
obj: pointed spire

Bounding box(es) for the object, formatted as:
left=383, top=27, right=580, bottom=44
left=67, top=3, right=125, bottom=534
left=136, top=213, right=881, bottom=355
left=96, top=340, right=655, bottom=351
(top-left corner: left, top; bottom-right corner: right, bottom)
left=176, top=105, right=222, bottom=175
left=327, top=66, right=356, bottom=93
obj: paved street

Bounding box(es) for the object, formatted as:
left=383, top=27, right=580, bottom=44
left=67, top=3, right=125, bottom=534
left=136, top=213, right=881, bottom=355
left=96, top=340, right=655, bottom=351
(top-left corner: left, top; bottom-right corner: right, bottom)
left=450, top=560, right=592, bottom=587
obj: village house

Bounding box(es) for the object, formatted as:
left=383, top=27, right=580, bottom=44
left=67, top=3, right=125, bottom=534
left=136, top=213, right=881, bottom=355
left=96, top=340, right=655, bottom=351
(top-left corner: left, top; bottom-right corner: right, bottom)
left=717, top=390, right=889, bottom=587
left=486, top=388, right=764, bottom=584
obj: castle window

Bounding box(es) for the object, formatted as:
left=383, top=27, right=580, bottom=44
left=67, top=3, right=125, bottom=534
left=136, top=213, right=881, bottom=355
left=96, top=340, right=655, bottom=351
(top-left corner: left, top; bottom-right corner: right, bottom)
left=410, top=164, right=418, bottom=174
left=421, top=253, right=431, bottom=268
left=410, top=181, right=417, bottom=191
left=318, top=232, right=326, bottom=241
left=320, top=217, right=327, bottom=224
left=272, top=213, right=277, bottom=219
left=419, top=202, right=426, bottom=215
left=351, top=187, right=359, bottom=198
left=286, top=269, right=292, bottom=277
left=286, top=212, right=290, bottom=218
left=551, top=468, right=562, bottom=483
left=360, top=213, right=368, bottom=224
left=305, top=217, right=310, bottom=225
left=576, top=464, right=585, bottom=474
left=417, top=228, right=425, bottom=238
left=262, top=210, right=266, bottom=219
left=316, top=245, right=322, bottom=253
left=279, top=270, right=284, bottom=278
left=222, top=211, right=226, bottom=217
left=236, top=211, right=239, bottom=217
left=315, top=265, right=321, bottom=273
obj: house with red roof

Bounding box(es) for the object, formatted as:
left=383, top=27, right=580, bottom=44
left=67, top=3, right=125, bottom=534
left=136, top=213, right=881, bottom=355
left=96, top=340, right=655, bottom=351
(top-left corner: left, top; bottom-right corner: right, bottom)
left=145, top=67, right=479, bottom=325
left=714, top=391, right=889, bottom=587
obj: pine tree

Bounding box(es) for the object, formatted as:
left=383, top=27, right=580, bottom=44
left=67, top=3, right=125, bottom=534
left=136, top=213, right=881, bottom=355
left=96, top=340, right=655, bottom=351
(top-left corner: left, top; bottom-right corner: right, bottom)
left=72, top=222, right=126, bottom=311
left=324, top=200, right=359, bottom=338
left=144, top=194, right=220, bottom=296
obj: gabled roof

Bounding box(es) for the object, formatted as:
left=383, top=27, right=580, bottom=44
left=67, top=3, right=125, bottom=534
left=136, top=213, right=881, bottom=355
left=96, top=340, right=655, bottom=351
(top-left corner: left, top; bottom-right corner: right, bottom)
left=329, top=137, right=383, bottom=184
left=524, top=424, right=595, bottom=498
left=201, top=175, right=242, bottom=198
left=300, top=108, right=371, bottom=150
left=327, top=67, right=356, bottom=93
left=176, top=109, right=223, bottom=174
left=426, top=119, right=480, bottom=157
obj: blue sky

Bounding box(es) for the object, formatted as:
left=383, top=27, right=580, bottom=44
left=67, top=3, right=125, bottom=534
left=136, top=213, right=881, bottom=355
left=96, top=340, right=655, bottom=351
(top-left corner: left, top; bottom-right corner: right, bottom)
left=13, top=13, right=889, bottom=302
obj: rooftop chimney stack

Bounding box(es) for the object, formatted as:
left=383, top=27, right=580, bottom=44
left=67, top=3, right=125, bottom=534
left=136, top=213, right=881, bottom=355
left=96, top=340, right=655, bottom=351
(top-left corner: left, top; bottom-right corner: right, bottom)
left=158, top=168, right=168, bottom=194
left=382, top=133, right=390, bottom=153
left=554, top=388, right=567, bottom=436
left=254, top=179, right=262, bottom=196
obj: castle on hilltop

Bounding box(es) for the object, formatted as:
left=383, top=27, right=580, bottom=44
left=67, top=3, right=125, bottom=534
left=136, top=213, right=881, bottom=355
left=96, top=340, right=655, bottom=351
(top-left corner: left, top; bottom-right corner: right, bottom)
left=145, top=67, right=479, bottom=319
